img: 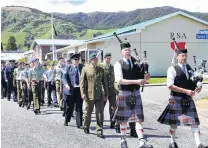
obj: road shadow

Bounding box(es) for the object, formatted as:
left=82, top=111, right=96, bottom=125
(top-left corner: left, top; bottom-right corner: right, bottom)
left=145, top=134, right=170, bottom=139
left=143, top=127, right=157, bottom=130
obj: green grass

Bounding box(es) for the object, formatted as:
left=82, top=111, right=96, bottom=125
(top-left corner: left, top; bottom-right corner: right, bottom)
left=148, top=78, right=167, bottom=84
left=81, top=28, right=117, bottom=40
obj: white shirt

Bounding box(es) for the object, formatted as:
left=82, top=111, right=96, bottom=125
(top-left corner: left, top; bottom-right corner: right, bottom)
left=167, top=63, right=189, bottom=87
left=73, top=64, right=81, bottom=88
left=114, top=57, right=133, bottom=84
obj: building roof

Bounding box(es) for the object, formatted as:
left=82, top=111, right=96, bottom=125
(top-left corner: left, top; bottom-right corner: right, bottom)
left=86, top=11, right=208, bottom=43
left=31, top=39, right=85, bottom=49
left=1, top=51, right=25, bottom=53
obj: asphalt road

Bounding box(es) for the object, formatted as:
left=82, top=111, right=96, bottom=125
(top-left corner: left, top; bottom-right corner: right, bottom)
left=1, top=85, right=208, bottom=148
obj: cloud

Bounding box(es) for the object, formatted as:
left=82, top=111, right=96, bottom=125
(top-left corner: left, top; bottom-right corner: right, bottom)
left=1, top=0, right=207, bottom=14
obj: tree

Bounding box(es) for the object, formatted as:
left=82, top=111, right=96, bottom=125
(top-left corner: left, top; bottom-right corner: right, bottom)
left=1, top=42, right=3, bottom=51
left=6, top=36, right=17, bottom=51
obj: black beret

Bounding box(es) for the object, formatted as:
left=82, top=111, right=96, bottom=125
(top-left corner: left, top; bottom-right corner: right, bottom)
left=120, top=42, right=131, bottom=50
left=24, top=63, right=29, bottom=66
left=71, top=53, right=80, bottom=59
left=89, top=53, right=97, bottom=61
left=9, top=60, right=15, bottom=62
left=104, top=53, right=111, bottom=58
left=177, top=49, right=187, bottom=55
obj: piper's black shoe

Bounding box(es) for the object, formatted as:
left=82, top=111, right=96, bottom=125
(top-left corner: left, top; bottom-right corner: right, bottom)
left=84, top=128, right=89, bottom=134
left=130, top=129, right=138, bottom=138
left=121, top=137, right=128, bottom=148
left=198, top=144, right=208, bottom=148
left=139, top=138, right=153, bottom=148
left=169, top=142, right=179, bottom=148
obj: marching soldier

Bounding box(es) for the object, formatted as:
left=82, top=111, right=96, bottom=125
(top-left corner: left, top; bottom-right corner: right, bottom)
left=1, top=60, right=7, bottom=99
left=27, top=60, right=35, bottom=110
left=40, top=63, right=47, bottom=106
left=29, top=58, right=45, bottom=114
left=43, top=63, right=58, bottom=107
left=157, top=48, right=208, bottom=148
left=80, top=53, right=108, bottom=138
left=62, top=53, right=84, bottom=127
left=100, top=53, right=116, bottom=128
left=55, top=57, right=65, bottom=110
left=5, top=60, right=16, bottom=101
left=14, top=62, right=24, bottom=107
left=113, top=41, right=153, bottom=148
left=20, top=63, right=30, bottom=107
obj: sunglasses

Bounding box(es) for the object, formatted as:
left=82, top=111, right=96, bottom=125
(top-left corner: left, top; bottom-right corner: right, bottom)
left=74, top=58, right=79, bottom=61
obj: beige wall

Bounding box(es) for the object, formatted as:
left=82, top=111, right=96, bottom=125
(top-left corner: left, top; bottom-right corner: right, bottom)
left=91, top=15, right=208, bottom=76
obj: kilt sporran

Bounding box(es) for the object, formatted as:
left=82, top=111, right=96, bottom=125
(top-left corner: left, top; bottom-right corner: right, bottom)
left=126, top=96, right=136, bottom=109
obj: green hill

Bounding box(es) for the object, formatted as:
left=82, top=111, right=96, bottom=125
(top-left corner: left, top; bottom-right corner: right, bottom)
left=1, top=6, right=115, bottom=51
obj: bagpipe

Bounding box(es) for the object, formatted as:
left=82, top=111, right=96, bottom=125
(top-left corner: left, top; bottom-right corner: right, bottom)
left=113, top=32, right=149, bottom=92
left=171, top=38, right=207, bottom=87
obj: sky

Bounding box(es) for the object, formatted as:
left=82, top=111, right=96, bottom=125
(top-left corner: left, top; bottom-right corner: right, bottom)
left=1, top=0, right=208, bottom=14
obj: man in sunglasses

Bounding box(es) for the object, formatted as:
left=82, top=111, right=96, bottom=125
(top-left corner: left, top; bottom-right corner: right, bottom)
left=62, top=53, right=84, bottom=127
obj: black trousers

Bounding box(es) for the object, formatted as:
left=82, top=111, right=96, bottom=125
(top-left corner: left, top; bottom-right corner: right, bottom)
left=7, top=80, right=14, bottom=100
left=1, top=80, right=7, bottom=98
left=65, top=87, right=83, bottom=127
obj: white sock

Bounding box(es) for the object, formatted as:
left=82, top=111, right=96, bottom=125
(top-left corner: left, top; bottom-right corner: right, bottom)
left=136, top=122, right=145, bottom=146
left=191, top=126, right=201, bottom=147
left=170, top=125, right=177, bottom=144
left=120, top=124, right=127, bottom=141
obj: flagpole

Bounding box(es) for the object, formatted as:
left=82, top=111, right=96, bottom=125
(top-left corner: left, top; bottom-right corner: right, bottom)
left=51, top=12, right=55, bottom=61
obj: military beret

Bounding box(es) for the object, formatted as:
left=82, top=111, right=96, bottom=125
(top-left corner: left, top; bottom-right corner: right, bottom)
left=71, top=53, right=80, bottom=59
left=177, top=49, right=187, bottom=55
left=42, top=63, right=47, bottom=66
left=24, top=63, right=29, bottom=66
left=18, top=62, right=23, bottom=65
left=89, top=53, right=97, bottom=61
left=58, top=57, right=64, bottom=60
left=1, top=60, right=6, bottom=63
left=104, top=53, right=111, bottom=58
left=9, top=60, right=15, bottom=62
left=120, top=42, right=131, bottom=50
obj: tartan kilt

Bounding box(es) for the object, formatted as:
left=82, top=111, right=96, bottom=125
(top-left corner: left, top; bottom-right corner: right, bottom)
left=112, top=90, right=144, bottom=123
left=157, top=95, right=200, bottom=126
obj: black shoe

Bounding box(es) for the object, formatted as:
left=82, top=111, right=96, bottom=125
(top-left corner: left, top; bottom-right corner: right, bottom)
left=7, top=99, right=10, bottom=101
left=139, top=138, right=153, bottom=148
left=198, top=144, right=208, bottom=148
left=34, top=110, right=38, bottom=115
left=110, top=122, right=115, bottom=129
left=77, top=126, right=83, bottom=129
left=27, top=103, right=31, bottom=110
left=37, top=110, right=41, bottom=114
left=64, top=121, right=68, bottom=126
left=84, top=128, right=89, bottom=134
left=169, top=142, right=179, bottom=148
left=115, top=127, right=121, bottom=133
left=54, top=104, right=59, bottom=108
left=121, top=137, right=128, bottom=148
left=130, top=129, right=138, bottom=138
left=97, top=133, right=105, bottom=138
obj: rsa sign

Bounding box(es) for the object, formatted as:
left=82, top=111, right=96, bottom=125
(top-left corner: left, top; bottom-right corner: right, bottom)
left=196, top=29, right=208, bottom=39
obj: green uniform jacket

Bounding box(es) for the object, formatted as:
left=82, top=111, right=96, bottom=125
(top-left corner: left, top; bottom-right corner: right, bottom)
left=100, top=63, right=116, bottom=97
left=80, top=64, right=108, bottom=100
